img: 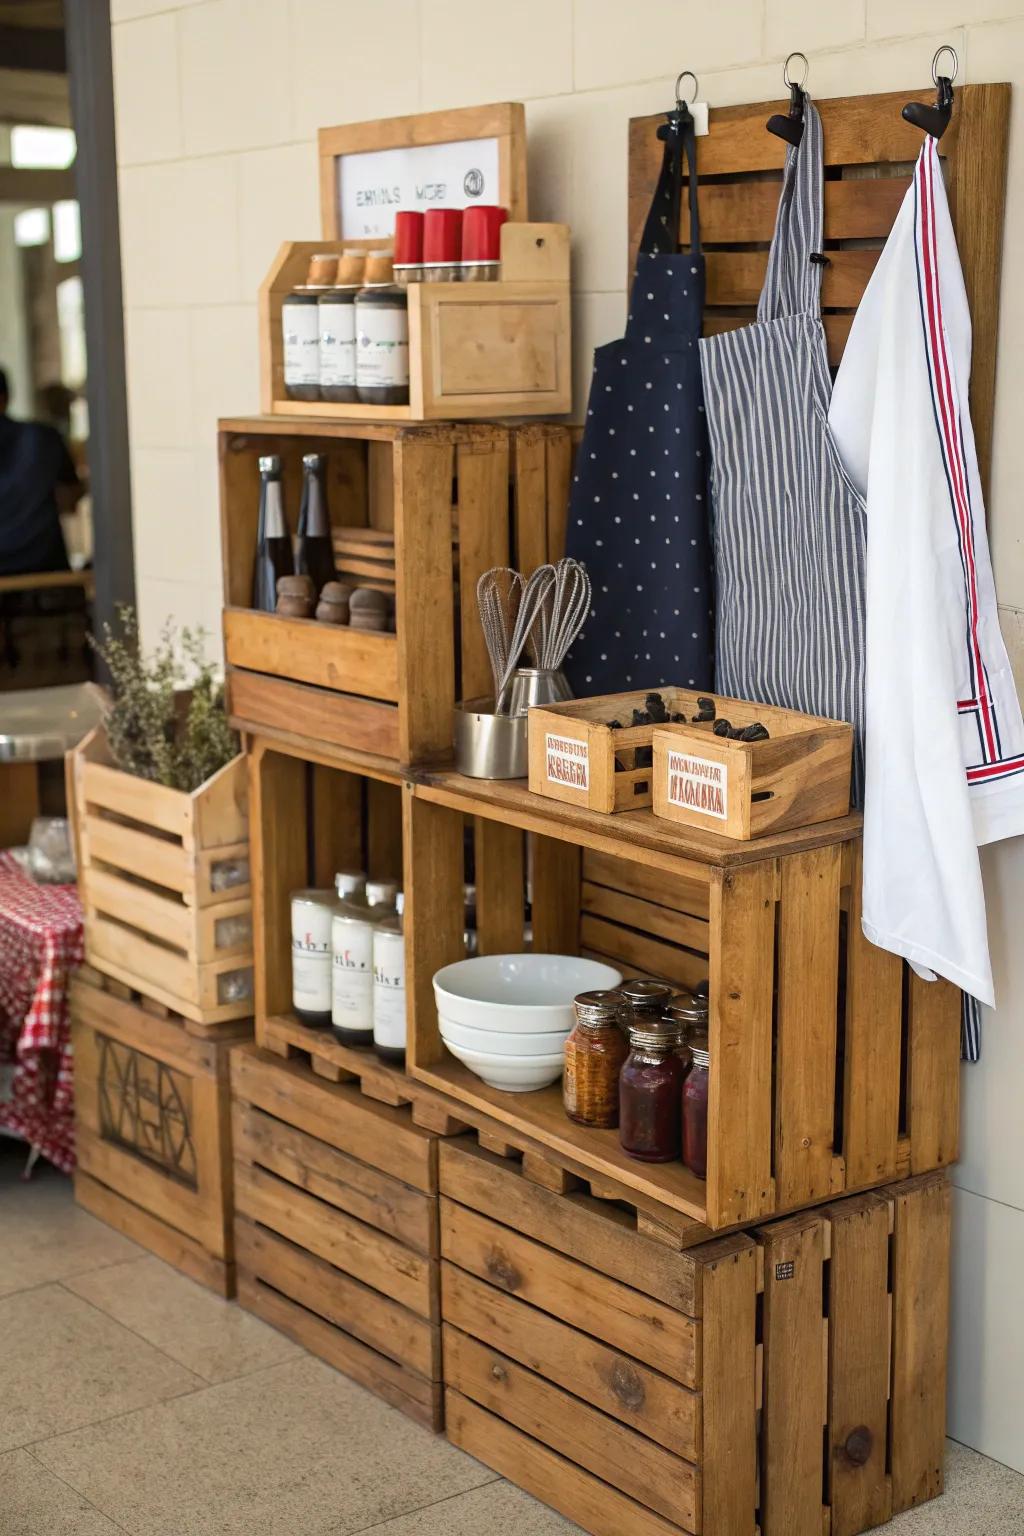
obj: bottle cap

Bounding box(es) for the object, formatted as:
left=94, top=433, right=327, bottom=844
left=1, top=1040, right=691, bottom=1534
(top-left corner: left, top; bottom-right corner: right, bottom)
left=335, top=251, right=366, bottom=285
left=395, top=891, right=405, bottom=917
left=688, top=1029, right=710, bottom=1068
left=665, top=991, right=709, bottom=1027
left=574, top=989, right=627, bottom=1025
left=617, top=978, right=675, bottom=1016
left=423, top=208, right=462, bottom=265
left=335, top=870, right=367, bottom=898
left=306, top=252, right=339, bottom=286
left=394, top=210, right=425, bottom=267
left=363, top=252, right=395, bottom=285
left=258, top=454, right=282, bottom=476
left=626, top=1018, right=679, bottom=1051
left=461, top=204, right=507, bottom=263
left=366, top=878, right=399, bottom=907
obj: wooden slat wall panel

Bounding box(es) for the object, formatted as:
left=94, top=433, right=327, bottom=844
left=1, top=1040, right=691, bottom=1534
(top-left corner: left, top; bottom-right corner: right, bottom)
left=696, top=176, right=911, bottom=244
left=705, top=249, right=879, bottom=309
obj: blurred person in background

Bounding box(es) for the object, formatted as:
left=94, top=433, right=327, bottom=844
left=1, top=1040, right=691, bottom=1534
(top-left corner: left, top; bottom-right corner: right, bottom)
left=0, top=366, right=83, bottom=577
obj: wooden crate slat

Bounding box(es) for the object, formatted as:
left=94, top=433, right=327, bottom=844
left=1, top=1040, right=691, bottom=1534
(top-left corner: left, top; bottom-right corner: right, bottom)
left=474, top=818, right=526, bottom=955
left=83, top=815, right=194, bottom=899
left=236, top=1217, right=439, bottom=1380
left=759, top=1215, right=828, bottom=1536
left=842, top=840, right=903, bottom=1188
left=229, top=670, right=401, bottom=761
left=84, top=865, right=196, bottom=955
left=455, top=437, right=511, bottom=702
left=582, top=848, right=711, bottom=920
left=694, top=1239, right=759, bottom=1536
left=705, top=248, right=878, bottom=309
left=223, top=609, right=400, bottom=701
left=706, top=863, right=776, bottom=1228
left=696, top=175, right=911, bottom=245
left=444, top=1328, right=699, bottom=1532
left=86, top=915, right=201, bottom=1007
left=440, top=1197, right=699, bottom=1388
left=81, top=759, right=193, bottom=842
left=580, top=880, right=710, bottom=954
left=394, top=436, right=459, bottom=762
left=774, top=846, right=842, bottom=1210
left=889, top=1173, right=951, bottom=1513
left=906, top=973, right=960, bottom=1173
left=579, top=916, right=708, bottom=991
left=442, top=1261, right=699, bottom=1460
left=827, top=1194, right=893, bottom=1536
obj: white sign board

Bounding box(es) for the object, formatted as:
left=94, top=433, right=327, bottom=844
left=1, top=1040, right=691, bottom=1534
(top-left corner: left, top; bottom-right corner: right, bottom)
left=666, top=748, right=728, bottom=820
left=336, top=136, right=501, bottom=241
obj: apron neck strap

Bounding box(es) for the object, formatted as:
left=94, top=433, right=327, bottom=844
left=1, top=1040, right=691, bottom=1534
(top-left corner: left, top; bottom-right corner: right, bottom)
left=637, top=110, right=701, bottom=261
left=757, top=96, right=824, bottom=322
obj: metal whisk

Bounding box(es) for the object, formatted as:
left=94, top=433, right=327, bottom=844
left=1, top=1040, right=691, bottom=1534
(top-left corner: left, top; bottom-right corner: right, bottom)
left=476, top=567, right=524, bottom=701
left=535, top=558, right=592, bottom=671
left=496, top=564, right=557, bottom=711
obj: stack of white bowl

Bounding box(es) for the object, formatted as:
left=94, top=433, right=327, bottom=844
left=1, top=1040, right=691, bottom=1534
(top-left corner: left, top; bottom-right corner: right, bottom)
left=432, top=953, right=623, bottom=1092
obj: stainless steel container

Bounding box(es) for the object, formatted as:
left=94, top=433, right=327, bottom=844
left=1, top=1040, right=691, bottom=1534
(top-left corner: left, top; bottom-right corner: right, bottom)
left=454, top=699, right=528, bottom=779
left=504, top=667, right=572, bottom=717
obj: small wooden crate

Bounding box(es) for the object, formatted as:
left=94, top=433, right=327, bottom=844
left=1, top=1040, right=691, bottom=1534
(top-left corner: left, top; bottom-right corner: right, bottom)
left=221, top=419, right=571, bottom=764
left=68, top=726, right=254, bottom=1028
left=528, top=687, right=852, bottom=824
left=651, top=706, right=852, bottom=840
left=441, top=1138, right=951, bottom=1536
left=72, top=968, right=246, bottom=1296
left=260, top=225, right=571, bottom=424
left=232, top=1043, right=443, bottom=1430
left=405, top=773, right=961, bottom=1232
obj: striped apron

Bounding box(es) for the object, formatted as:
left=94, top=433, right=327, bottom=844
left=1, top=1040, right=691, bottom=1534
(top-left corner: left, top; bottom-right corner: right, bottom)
left=699, top=98, right=867, bottom=802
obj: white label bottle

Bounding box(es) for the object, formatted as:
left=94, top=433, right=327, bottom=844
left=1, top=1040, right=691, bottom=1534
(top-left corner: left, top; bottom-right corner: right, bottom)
left=331, top=877, right=398, bottom=1047
left=373, top=892, right=406, bottom=1065
left=290, top=888, right=334, bottom=1027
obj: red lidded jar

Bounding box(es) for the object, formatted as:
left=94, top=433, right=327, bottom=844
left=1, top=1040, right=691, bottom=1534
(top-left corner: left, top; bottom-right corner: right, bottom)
left=393, top=211, right=425, bottom=287
left=682, top=1030, right=710, bottom=1179
left=423, top=208, right=462, bottom=282
left=460, top=204, right=507, bottom=281
left=619, top=1018, right=683, bottom=1163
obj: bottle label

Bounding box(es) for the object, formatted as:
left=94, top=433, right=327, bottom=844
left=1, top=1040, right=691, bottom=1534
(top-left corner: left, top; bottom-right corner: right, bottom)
left=357, top=306, right=410, bottom=389
left=319, top=302, right=357, bottom=388
left=373, top=932, right=406, bottom=1049
left=283, top=302, right=320, bottom=387
left=666, top=748, right=728, bottom=820
left=291, top=901, right=332, bottom=1013
left=332, top=916, right=374, bottom=1031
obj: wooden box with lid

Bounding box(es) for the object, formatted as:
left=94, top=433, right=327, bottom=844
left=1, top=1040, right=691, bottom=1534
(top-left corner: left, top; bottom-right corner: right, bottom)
left=220, top=419, right=571, bottom=765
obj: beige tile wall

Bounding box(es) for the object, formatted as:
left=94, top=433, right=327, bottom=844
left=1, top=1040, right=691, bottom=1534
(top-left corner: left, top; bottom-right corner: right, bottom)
left=112, top=1, right=1024, bottom=1470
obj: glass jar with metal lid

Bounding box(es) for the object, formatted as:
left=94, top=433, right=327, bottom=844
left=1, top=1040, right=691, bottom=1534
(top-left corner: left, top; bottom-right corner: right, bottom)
left=664, top=987, right=709, bottom=1056
left=618, top=1017, right=684, bottom=1163
left=330, top=877, right=398, bottom=1047
left=682, top=1029, right=710, bottom=1179
left=616, top=978, right=676, bottom=1022
left=563, top=990, right=629, bottom=1129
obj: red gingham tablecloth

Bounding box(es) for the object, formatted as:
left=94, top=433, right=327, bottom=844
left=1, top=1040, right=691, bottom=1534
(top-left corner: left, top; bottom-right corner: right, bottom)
left=0, top=850, right=83, bottom=1171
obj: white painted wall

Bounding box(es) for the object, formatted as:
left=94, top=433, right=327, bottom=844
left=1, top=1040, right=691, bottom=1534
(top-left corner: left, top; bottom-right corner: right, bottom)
left=110, top=0, right=1024, bottom=1470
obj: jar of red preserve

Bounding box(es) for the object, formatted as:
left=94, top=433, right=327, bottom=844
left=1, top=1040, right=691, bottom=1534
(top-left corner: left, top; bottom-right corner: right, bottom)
left=618, top=1018, right=683, bottom=1163
left=682, top=1029, right=710, bottom=1179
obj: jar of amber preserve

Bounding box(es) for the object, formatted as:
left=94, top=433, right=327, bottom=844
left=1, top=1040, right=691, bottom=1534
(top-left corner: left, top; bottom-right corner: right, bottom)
left=619, top=1019, right=683, bottom=1163
left=682, top=1030, right=710, bottom=1179
left=563, top=990, right=629, bottom=1129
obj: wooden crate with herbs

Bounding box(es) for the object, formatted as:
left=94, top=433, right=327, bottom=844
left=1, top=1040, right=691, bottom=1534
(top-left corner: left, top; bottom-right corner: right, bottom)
left=219, top=419, right=571, bottom=764
left=405, top=773, right=960, bottom=1233
left=232, top=1043, right=444, bottom=1430
left=441, top=1137, right=950, bottom=1536
left=72, top=968, right=244, bottom=1296
left=528, top=687, right=852, bottom=825
left=68, top=725, right=253, bottom=1028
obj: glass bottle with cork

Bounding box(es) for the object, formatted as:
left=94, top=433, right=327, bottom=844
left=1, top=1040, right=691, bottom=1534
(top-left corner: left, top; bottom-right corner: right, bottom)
left=563, top=990, right=629, bottom=1128
left=355, top=252, right=409, bottom=406
left=295, top=452, right=337, bottom=598
left=282, top=251, right=335, bottom=400
left=317, top=250, right=364, bottom=402
left=252, top=454, right=293, bottom=612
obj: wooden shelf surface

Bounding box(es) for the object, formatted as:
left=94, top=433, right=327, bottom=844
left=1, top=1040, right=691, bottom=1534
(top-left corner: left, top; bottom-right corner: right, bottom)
left=219, top=414, right=506, bottom=443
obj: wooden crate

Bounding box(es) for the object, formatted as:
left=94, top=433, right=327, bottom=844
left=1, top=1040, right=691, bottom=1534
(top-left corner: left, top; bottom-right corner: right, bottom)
left=220, top=419, right=571, bottom=764
left=232, top=1043, right=443, bottom=1430
left=260, top=225, right=570, bottom=424
left=68, top=726, right=254, bottom=1028
left=528, top=686, right=851, bottom=823
left=71, top=968, right=247, bottom=1296
left=441, top=1137, right=951, bottom=1536
left=405, top=772, right=961, bottom=1233
left=628, top=84, right=1009, bottom=491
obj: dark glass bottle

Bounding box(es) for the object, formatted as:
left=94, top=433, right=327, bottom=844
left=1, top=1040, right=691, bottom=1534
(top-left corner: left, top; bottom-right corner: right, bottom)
left=619, top=1020, right=684, bottom=1163
left=252, top=454, right=293, bottom=612
left=295, top=453, right=337, bottom=597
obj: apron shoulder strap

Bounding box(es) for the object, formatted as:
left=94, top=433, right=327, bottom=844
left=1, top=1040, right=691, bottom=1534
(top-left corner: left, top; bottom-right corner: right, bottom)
left=635, top=112, right=702, bottom=263
left=757, top=96, right=824, bottom=322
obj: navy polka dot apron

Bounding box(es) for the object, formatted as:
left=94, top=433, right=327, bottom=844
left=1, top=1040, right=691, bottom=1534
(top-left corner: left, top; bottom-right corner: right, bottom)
left=564, top=107, right=713, bottom=696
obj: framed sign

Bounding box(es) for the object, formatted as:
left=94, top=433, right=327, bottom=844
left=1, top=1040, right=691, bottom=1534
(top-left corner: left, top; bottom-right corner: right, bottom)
left=318, top=101, right=527, bottom=243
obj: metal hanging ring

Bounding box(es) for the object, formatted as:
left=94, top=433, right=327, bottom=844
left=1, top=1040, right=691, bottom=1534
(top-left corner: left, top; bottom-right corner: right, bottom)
left=674, top=70, right=698, bottom=107
left=783, top=51, right=809, bottom=90
left=932, top=44, right=958, bottom=84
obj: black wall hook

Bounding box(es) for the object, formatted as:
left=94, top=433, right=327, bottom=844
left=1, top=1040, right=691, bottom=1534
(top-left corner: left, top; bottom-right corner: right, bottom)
left=903, top=45, right=957, bottom=140
left=767, top=52, right=808, bottom=145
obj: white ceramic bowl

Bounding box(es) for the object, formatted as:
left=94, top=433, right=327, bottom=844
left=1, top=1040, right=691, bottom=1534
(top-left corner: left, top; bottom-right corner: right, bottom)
left=432, top=954, right=622, bottom=1037
left=441, top=1036, right=567, bottom=1092
left=439, top=1015, right=569, bottom=1057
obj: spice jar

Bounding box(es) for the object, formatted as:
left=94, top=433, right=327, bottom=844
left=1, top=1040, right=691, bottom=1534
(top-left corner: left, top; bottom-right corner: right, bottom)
left=682, top=1029, right=710, bottom=1179
left=373, top=893, right=406, bottom=1065
left=330, top=877, right=397, bottom=1047
left=563, top=990, right=629, bottom=1128
left=619, top=1018, right=684, bottom=1163
left=355, top=252, right=409, bottom=405
left=616, top=978, right=675, bottom=1023
left=422, top=208, right=462, bottom=281
left=664, top=988, right=708, bottom=1062
left=291, top=888, right=335, bottom=1028
left=393, top=211, right=425, bottom=286
left=459, top=204, right=507, bottom=281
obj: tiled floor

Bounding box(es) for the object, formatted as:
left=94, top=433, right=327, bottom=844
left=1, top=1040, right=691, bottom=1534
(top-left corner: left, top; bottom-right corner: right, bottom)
left=1, top=1145, right=1022, bottom=1535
